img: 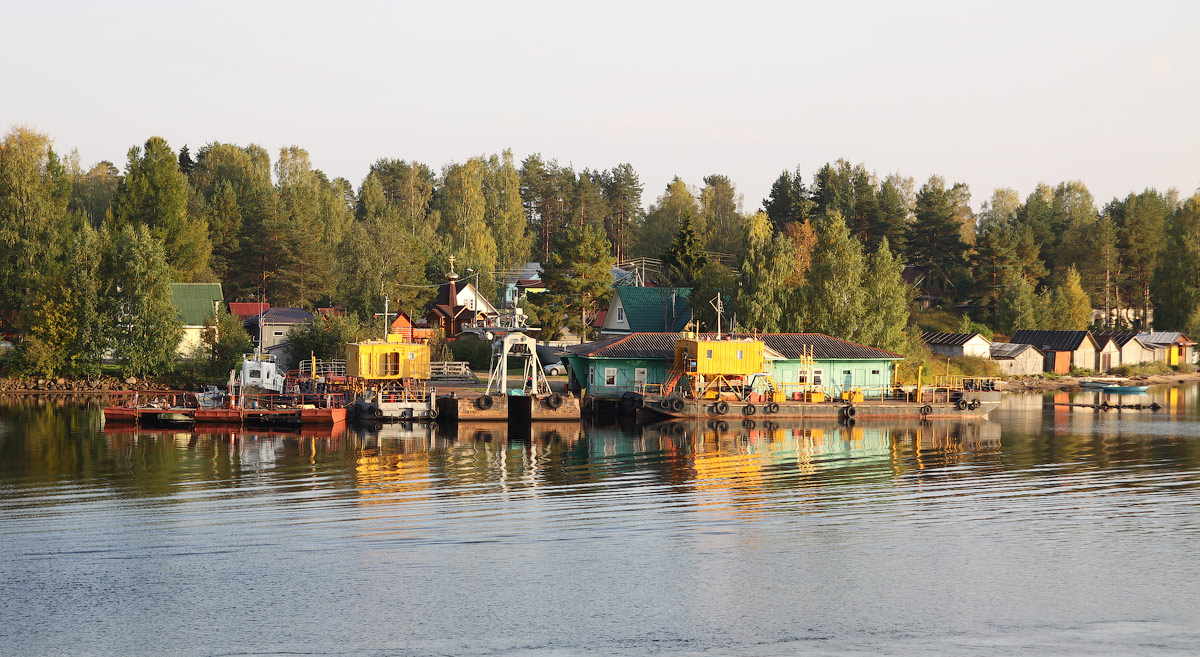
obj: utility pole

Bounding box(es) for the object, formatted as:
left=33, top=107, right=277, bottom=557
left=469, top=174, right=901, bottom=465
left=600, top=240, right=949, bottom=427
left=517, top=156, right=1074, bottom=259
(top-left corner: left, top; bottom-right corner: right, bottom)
left=710, top=292, right=724, bottom=338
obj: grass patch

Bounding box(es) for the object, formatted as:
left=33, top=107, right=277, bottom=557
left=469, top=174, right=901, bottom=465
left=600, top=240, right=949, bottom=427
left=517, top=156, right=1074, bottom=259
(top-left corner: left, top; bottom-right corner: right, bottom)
left=1109, top=361, right=1172, bottom=377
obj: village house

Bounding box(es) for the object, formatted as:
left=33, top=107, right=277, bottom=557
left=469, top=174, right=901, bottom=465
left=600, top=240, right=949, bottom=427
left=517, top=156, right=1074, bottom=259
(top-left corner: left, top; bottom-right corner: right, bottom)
left=988, top=342, right=1044, bottom=376
left=389, top=311, right=437, bottom=343
left=1091, top=330, right=1156, bottom=367
left=1136, top=332, right=1196, bottom=366
left=599, top=287, right=692, bottom=336
left=170, top=283, right=224, bottom=356
left=921, top=331, right=992, bottom=358
left=244, top=307, right=314, bottom=369
left=228, top=301, right=270, bottom=322
left=1010, top=330, right=1099, bottom=374
left=562, top=332, right=903, bottom=401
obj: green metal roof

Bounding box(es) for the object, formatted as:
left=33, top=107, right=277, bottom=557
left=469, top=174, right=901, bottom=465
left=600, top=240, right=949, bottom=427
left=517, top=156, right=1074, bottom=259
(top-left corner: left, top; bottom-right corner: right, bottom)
left=615, top=287, right=692, bottom=332
left=171, top=283, right=224, bottom=326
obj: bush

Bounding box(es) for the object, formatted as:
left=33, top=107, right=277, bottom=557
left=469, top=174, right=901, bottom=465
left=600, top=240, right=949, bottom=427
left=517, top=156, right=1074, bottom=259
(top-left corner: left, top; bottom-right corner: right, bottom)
left=948, top=355, right=1001, bottom=378
left=449, top=334, right=492, bottom=370
left=1110, top=361, right=1171, bottom=377
left=1173, top=363, right=1195, bottom=374
left=1068, top=365, right=1095, bottom=377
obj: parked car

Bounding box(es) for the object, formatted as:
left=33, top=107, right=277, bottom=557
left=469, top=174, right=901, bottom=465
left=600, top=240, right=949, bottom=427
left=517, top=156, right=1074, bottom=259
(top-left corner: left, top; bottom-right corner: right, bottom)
left=543, top=361, right=566, bottom=376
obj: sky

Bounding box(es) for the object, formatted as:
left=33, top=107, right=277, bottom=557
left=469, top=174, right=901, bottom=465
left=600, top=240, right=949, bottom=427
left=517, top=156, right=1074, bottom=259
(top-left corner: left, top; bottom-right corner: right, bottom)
left=3, top=0, right=1198, bottom=212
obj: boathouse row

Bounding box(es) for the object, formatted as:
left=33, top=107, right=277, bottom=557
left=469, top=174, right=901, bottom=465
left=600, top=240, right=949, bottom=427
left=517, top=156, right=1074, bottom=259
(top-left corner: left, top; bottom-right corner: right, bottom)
left=561, top=333, right=904, bottom=400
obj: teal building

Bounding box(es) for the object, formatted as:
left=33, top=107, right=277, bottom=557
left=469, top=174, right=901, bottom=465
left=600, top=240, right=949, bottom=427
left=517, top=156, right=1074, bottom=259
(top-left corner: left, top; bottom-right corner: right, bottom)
left=563, top=333, right=903, bottom=400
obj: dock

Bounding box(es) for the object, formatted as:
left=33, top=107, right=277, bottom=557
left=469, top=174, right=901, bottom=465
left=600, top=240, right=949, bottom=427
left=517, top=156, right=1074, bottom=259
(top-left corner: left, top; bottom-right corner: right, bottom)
left=103, top=392, right=347, bottom=426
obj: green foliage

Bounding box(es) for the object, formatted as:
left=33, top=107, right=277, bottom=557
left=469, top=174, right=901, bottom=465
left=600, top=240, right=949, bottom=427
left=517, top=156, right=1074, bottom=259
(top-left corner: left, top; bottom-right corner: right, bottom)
left=798, top=211, right=865, bottom=340
left=692, top=262, right=738, bottom=331
left=663, top=210, right=708, bottom=287
left=284, top=314, right=372, bottom=364
left=907, top=175, right=970, bottom=299
left=484, top=150, right=532, bottom=271
left=949, top=355, right=1001, bottom=378
left=436, top=158, right=498, bottom=298
left=201, top=308, right=253, bottom=377
left=114, top=136, right=211, bottom=281
left=632, top=177, right=698, bottom=260
left=699, top=174, right=742, bottom=257
left=448, top=334, right=491, bottom=370
left=956, top=314, right=995, bottom=341
left=1109, top=361, right=1171, bottom=377
left=995, top=276, right=1037, bottom=335
left=912, top=309, right=961, bottom=333
left=1048, top=266, right=1092, bottom=330
left=1068, top=365, right=1096, bottom=377
left=737, top=212, right=791, bottom=332
left=100, top=224, right=183, bottom=377
left=0, top=127, right=71, bottom=312
left=1152, top=196, right=1200, bottom=331
left=859, top=238, right=910, bottom=352
left=602, top=163, right=643, bottom=262
left=526, top=223, right=614, bottom=341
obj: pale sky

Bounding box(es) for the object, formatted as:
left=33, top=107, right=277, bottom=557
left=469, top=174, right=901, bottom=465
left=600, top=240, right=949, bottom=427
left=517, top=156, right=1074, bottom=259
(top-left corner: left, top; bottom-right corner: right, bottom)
left=3, top=0, right=1197, bottom=212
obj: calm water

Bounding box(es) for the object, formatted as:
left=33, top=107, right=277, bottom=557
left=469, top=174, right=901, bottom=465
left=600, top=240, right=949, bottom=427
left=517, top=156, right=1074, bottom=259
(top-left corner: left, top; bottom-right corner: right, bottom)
left=3, top=386, right=1200, bottom=657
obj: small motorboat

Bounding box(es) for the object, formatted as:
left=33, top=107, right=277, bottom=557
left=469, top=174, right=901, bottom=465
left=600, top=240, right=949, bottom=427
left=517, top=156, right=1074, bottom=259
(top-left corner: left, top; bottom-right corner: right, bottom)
left=1099, top=385, right=1149, bottom=394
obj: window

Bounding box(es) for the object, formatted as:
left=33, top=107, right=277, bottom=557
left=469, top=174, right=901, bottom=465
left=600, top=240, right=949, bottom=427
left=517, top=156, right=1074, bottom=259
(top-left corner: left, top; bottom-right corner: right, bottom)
left=798, top=372, right=808, bottom=384
left=616, top=307, right=625, bottom=323
left=813, top=370, right=823, bottom=385
left=842, top=370, right=851, bottom=375
left=604, top=368, right=617, bottom=386
left=409, top=352, right=416, bottom=360
left=589, top=365, right=595, bottom=384
left=706, top=349, right=713, bottom=359
left=273, top=330, right=284, bottom=337
left=736, top=350, right=744, bottom=360
left=249, top=369, right=261, bottom=379
left=871, top=369, right=880, bottom=376
left=634, top=367, right=647, bottom=382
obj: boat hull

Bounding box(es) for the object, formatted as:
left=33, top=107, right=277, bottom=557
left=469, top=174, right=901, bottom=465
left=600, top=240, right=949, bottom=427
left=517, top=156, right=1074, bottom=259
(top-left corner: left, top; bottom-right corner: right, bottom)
left=637, top=393, right=1001, bottom=421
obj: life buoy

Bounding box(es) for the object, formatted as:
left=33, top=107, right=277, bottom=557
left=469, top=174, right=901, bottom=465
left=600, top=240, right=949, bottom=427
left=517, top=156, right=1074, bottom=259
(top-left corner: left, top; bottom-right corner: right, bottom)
left=670, top=398, right=685, bottom=412
left=476, top=394, right=494, bottom=410
left=547, top=393, right=564, bottom=409
left=767, top=402, right=780, bottom=414
left=714, top=400, right=729, bottom=415
left=742, top=404, right=757, bottom=416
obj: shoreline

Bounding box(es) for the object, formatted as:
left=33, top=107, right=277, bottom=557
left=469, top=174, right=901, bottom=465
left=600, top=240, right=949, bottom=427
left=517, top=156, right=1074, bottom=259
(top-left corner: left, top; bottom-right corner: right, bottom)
left=1000, top=370, right=1200, bottom=393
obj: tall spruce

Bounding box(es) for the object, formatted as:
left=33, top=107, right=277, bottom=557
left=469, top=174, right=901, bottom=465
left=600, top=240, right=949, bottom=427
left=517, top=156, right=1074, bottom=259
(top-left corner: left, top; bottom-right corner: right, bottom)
left=906, top=175, right=969, bottom=300
left=663, top=210, right=708, bottom=288
left=798, top=211, right=865, bottom=340
left=601, top=163, right=643, bottom=262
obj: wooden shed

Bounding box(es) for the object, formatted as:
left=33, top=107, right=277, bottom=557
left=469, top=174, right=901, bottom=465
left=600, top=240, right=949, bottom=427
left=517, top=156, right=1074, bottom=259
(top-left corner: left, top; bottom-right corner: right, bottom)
left=921, top=331, right=992, bottom=358
left=989, top=342, right=1043, bottom=376
left=1010, top=330, right=1098, bottom=374
left=1092, top=330, right=1156, bottom=367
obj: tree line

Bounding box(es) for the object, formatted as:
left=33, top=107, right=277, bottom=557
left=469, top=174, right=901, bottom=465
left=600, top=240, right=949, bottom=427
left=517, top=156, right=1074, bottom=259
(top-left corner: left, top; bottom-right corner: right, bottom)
left=2, top=125, right=1198, bottom=378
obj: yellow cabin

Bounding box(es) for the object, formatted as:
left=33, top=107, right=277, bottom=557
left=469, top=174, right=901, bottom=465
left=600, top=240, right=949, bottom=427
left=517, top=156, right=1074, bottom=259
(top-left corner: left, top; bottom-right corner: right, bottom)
left=346, top=334, right=430, bottom=380
left=674, top=338, right=765, bottom=376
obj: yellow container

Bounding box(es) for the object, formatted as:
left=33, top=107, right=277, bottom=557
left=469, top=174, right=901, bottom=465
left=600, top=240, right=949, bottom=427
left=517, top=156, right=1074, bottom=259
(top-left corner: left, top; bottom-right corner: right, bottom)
left=346, top=340, right=431, bottom=380
left=840, top=389, right=864, bottom=403
left=674, top=338, right=764, bottom=376
left=771, top=391, right=786, bottom=404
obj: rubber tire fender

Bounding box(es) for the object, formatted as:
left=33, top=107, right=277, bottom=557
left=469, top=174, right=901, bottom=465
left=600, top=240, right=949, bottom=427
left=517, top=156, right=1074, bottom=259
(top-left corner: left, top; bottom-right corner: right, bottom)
left=670, top=398, right=686, bottom=412
left=956, top=398, right=968, bottom=411
left=427, top=408, right=439, bottom=420
left=476, top=394, right=494, bottom=410
left=714, top=400, right=729, bottom=415
left=742, top=404, right=757, bottom=416
left=373, top=407, right=384, bottom=419
left=767, top=402, right=780, bottom=414
left=844, top=405, right=856, bottom=417
left=547, top=393, right=564, bottom=409
left=921, top=404, right=933, bottom=415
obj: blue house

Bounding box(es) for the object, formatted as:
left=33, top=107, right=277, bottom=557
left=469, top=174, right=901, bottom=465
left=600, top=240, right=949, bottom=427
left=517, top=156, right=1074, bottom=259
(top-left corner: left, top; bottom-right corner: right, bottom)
left=563, top=332, right=903, bottom=401
left=598, top=287, right=692, bottom=335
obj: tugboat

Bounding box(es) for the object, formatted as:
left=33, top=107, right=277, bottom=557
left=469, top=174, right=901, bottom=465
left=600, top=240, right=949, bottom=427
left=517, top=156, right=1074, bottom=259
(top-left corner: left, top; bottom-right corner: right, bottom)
left=639, top=332, right=1000, bottom=421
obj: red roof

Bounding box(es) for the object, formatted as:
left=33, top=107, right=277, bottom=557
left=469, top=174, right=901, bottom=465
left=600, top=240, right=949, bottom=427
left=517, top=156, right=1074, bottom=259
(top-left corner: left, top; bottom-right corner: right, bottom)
left=229, top=302, right=269, bottom=320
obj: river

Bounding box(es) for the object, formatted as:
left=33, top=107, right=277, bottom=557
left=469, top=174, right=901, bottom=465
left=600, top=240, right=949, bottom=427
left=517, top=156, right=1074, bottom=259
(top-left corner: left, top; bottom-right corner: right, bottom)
left=2, top=385, right=1199, bottom=656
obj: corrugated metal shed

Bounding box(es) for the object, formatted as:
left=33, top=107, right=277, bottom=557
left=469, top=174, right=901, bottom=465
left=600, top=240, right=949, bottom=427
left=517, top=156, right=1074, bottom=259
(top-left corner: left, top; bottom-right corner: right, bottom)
left=990, top=342, right=1038, bottom=359
left=921, top=331, right=990, bottom=347
left=565, top=332, right=903, bottom=361
left=1010, top=330, right=1093, bottom=352
left=171, top=283, right=224, bottom=326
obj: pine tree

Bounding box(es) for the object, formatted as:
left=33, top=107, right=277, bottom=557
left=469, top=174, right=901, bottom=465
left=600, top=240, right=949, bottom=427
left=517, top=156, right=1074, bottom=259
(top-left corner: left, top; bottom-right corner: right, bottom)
left=484, top=150, right=532, bottom=271
left=906, top=175, right=969, bottom=300
left=663, top=210, right=708, bottom=287
left=601, top=163, right=643, bottom=262
left=994, top=276, right=1037, bottom=336
left=634, top=177, right=699, bottom=261
left=1151, top=196, right=1200, bottom=331
left=114, top=136, right=211, bottom=281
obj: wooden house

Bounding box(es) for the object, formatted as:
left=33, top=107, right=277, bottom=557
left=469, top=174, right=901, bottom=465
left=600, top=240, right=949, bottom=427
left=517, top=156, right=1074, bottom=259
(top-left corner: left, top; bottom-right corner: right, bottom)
left=244, top=307, right=315, bottom=369
left=562, top=332, right=902, bottom=401
left=1010, top=330, right=1099, bottom=374
left=1094, top=335, right=1121, bottom=372
left=171, top=283, right=224, bottom=356
left=426, top=265, right=498, bottom=338
left=1092, top=330, right=1156, bottom=367
left=921, top=331, right=992, bottom=358
left=1136, top=332, right=1196, bottom=366
left=389, top=312, right=437, bottom=343
left=989, top=342, right=1044, bottom=376
left=599, top=287, right=692, bottom=335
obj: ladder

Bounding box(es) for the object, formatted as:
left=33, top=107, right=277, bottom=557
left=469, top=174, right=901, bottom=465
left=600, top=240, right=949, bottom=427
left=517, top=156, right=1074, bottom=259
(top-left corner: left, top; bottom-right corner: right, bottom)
left=662, top=370, right=684, bottom=396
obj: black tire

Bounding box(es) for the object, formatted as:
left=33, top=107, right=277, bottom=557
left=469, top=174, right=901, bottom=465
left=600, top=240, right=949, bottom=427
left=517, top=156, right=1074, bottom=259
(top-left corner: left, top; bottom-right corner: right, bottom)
left=547, top=393, right=564, bottom=409
left=476, top=394, right=494, bottom=410
left=427, top=408, right=439, bottom=420
left=968, top=399, right=980, bottom=411
left=956, top=398, right=968, bottom=411
left=845, top=405, right=856, bottom=417
left=921, top=404, right=933, bottom=415
left=670, top=398, right=685, bottom=412
left=714, top=400, right=729, bottom=415
left=660, top=399, right=671, bottom=409
left=373, top=407, right=384, bottom=419
left=767, top=402, right=780, bottom=414
left=742, top=404, right=757, bottom=416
